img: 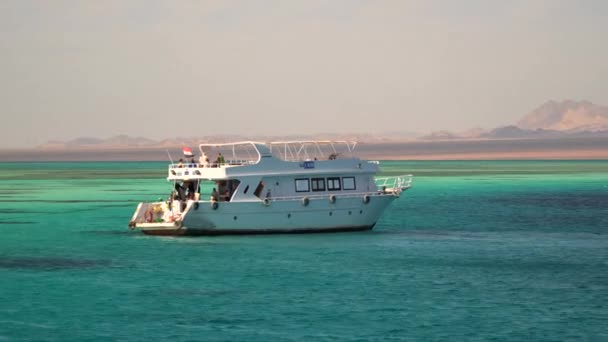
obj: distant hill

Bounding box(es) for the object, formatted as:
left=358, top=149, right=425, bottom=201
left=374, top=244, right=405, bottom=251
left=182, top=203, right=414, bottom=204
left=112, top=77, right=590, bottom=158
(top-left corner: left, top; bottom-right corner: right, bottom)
left=65, top=137, right=105, bottom=146
left=480, top=126, right=566, bottom=139
left=37, top=132, right=419, bottom=149
left=419, top=130, right=462, bottom=140
left=102, top=135, right=157, bottom=147
left=417, top=100, right=608, bottom=141
left=40, top=135, right=158, bottom=149
left=33, top=100, right=608, bottom=148
left=517, top=100, right=608, bottom=132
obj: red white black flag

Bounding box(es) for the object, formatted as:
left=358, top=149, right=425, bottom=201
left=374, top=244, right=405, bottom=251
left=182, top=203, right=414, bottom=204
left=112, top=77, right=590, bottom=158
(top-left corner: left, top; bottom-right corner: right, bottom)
left=182, top=147, right=193, bottom=157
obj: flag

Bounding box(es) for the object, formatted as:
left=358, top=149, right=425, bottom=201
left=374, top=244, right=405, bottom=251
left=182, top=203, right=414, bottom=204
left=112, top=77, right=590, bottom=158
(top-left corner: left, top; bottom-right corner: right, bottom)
left=182, top=147, right=193, bottom=157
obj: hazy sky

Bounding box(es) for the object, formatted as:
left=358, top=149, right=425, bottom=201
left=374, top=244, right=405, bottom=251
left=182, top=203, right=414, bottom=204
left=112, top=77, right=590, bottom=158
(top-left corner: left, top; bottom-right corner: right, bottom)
left=1, top=0, right=607, bottom=148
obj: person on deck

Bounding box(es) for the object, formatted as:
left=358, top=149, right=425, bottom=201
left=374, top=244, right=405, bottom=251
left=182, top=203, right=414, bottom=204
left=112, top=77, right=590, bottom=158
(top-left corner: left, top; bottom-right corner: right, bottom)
left=216, top=153, right=225, bottom=166
left=199, top=153, right=209, bottom=168
left=186, top=182, right=196, bottom=200
left=211, top=188, right=219, bottom=202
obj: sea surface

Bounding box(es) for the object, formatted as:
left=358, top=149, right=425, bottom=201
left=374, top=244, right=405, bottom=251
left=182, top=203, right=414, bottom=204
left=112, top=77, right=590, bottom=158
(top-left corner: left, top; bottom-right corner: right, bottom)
left=1, top=160, right=607, bottom=341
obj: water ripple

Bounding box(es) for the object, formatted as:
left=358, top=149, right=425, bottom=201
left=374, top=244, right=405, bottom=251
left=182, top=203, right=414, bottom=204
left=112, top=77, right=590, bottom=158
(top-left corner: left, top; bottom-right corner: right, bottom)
left=0, top=256, right=113, bottom=270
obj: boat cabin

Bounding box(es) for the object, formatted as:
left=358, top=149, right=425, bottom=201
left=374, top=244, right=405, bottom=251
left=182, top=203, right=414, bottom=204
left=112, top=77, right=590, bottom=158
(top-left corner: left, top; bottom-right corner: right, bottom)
left=165, top=141, right=387, bottom=204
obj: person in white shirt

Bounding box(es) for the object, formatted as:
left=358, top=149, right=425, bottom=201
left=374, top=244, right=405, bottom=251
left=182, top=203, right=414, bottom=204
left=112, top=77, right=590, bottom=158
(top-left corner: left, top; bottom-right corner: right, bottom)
left=199, top=153, right=210, bottom=168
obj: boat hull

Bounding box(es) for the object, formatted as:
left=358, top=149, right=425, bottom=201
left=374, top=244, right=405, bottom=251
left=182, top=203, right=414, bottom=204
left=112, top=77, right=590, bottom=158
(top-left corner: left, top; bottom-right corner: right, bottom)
left=141, top=224, right=375, bottom=236
left=134, top=194, right=396, bottom=236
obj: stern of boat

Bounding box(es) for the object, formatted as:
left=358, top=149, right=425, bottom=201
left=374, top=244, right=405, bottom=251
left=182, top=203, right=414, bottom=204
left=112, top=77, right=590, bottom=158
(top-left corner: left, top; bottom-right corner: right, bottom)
left=128, top=201, right=187, bottom=233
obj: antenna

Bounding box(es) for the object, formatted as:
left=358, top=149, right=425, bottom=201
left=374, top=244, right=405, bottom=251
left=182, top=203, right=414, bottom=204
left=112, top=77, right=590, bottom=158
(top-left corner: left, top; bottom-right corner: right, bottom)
left=166, top=149, right=174, bottom=165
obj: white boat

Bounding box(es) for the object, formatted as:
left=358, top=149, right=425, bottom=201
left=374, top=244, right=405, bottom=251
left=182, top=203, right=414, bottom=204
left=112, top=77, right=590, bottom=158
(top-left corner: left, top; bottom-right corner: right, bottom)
left=128, top=141, right=412, bottom=235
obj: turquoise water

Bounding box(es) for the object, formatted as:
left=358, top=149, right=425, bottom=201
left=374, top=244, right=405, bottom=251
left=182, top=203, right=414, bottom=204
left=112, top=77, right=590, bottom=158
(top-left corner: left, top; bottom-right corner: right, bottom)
left=1, top=161, right=607, bottom=341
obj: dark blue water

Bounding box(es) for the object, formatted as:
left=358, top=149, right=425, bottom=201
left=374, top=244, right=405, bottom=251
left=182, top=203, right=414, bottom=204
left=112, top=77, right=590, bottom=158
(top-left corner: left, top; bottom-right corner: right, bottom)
left=1, top=161, right=607, bottom=341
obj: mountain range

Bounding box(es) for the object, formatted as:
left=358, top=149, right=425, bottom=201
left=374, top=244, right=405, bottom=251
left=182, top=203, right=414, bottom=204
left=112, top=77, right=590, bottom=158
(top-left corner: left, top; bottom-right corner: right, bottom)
left=421, top=100, right=608, bottom=140
left=37, top=100, right=608, bottom=149
left=517, top=100, right=608, bottom=132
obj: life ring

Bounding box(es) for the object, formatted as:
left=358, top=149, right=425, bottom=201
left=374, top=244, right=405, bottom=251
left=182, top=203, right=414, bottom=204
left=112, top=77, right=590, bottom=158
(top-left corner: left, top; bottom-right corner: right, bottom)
left=263, top=198, right=271, bottom=206
left=362, top=195, right=370, bottom=204
left=211, top=201, right=218, bottom=210
left=329, top=195, right=336, bottom=203
left=145, top=208, right=154, bottom=222
left=302, top=197, right=310, bottom=206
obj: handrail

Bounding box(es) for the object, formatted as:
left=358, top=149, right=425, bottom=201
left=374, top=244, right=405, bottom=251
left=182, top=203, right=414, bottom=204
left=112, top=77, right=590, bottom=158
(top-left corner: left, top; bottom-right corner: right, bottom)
left=192, top=190, right=395, bottom=204
left=374, top=174, right=413, bottom=192
left=168, top=160, right=256, bottom=169
left=269, top=141, right=357, bottom=162
left=261, top=190, right=391, bottom=203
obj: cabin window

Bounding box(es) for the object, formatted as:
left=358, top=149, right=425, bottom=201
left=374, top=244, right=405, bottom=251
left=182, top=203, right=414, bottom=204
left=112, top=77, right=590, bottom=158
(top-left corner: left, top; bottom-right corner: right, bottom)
left=215, top=179, right=240, bottom=202
left=311, top=178, right=325, bottom=192
left=253, top=181, right=264, bottom=198
left=327, top=177, right=341, bottom=191
left=342, top=177, right=356, bottom=190
left=295, top=178, right=310, bottom=192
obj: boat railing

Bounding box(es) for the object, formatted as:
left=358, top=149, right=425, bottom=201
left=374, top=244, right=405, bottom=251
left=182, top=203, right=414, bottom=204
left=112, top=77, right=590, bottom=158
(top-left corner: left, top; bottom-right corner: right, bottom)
left=270, top=141, right=357, bottom=162
left=374, top=175, right=413, bottom=192
left=262, top=189, right=400, bottom=203
left=169, top=159, right=256, bottom=169
left=129, top=201, right=166, bottom=226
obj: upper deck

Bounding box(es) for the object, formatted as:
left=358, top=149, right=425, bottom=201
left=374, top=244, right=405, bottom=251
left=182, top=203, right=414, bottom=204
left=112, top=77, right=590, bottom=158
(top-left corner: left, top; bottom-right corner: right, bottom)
left=269, top=141, right=357, bottom=162
left=167, top=141, right=374, bottom=181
